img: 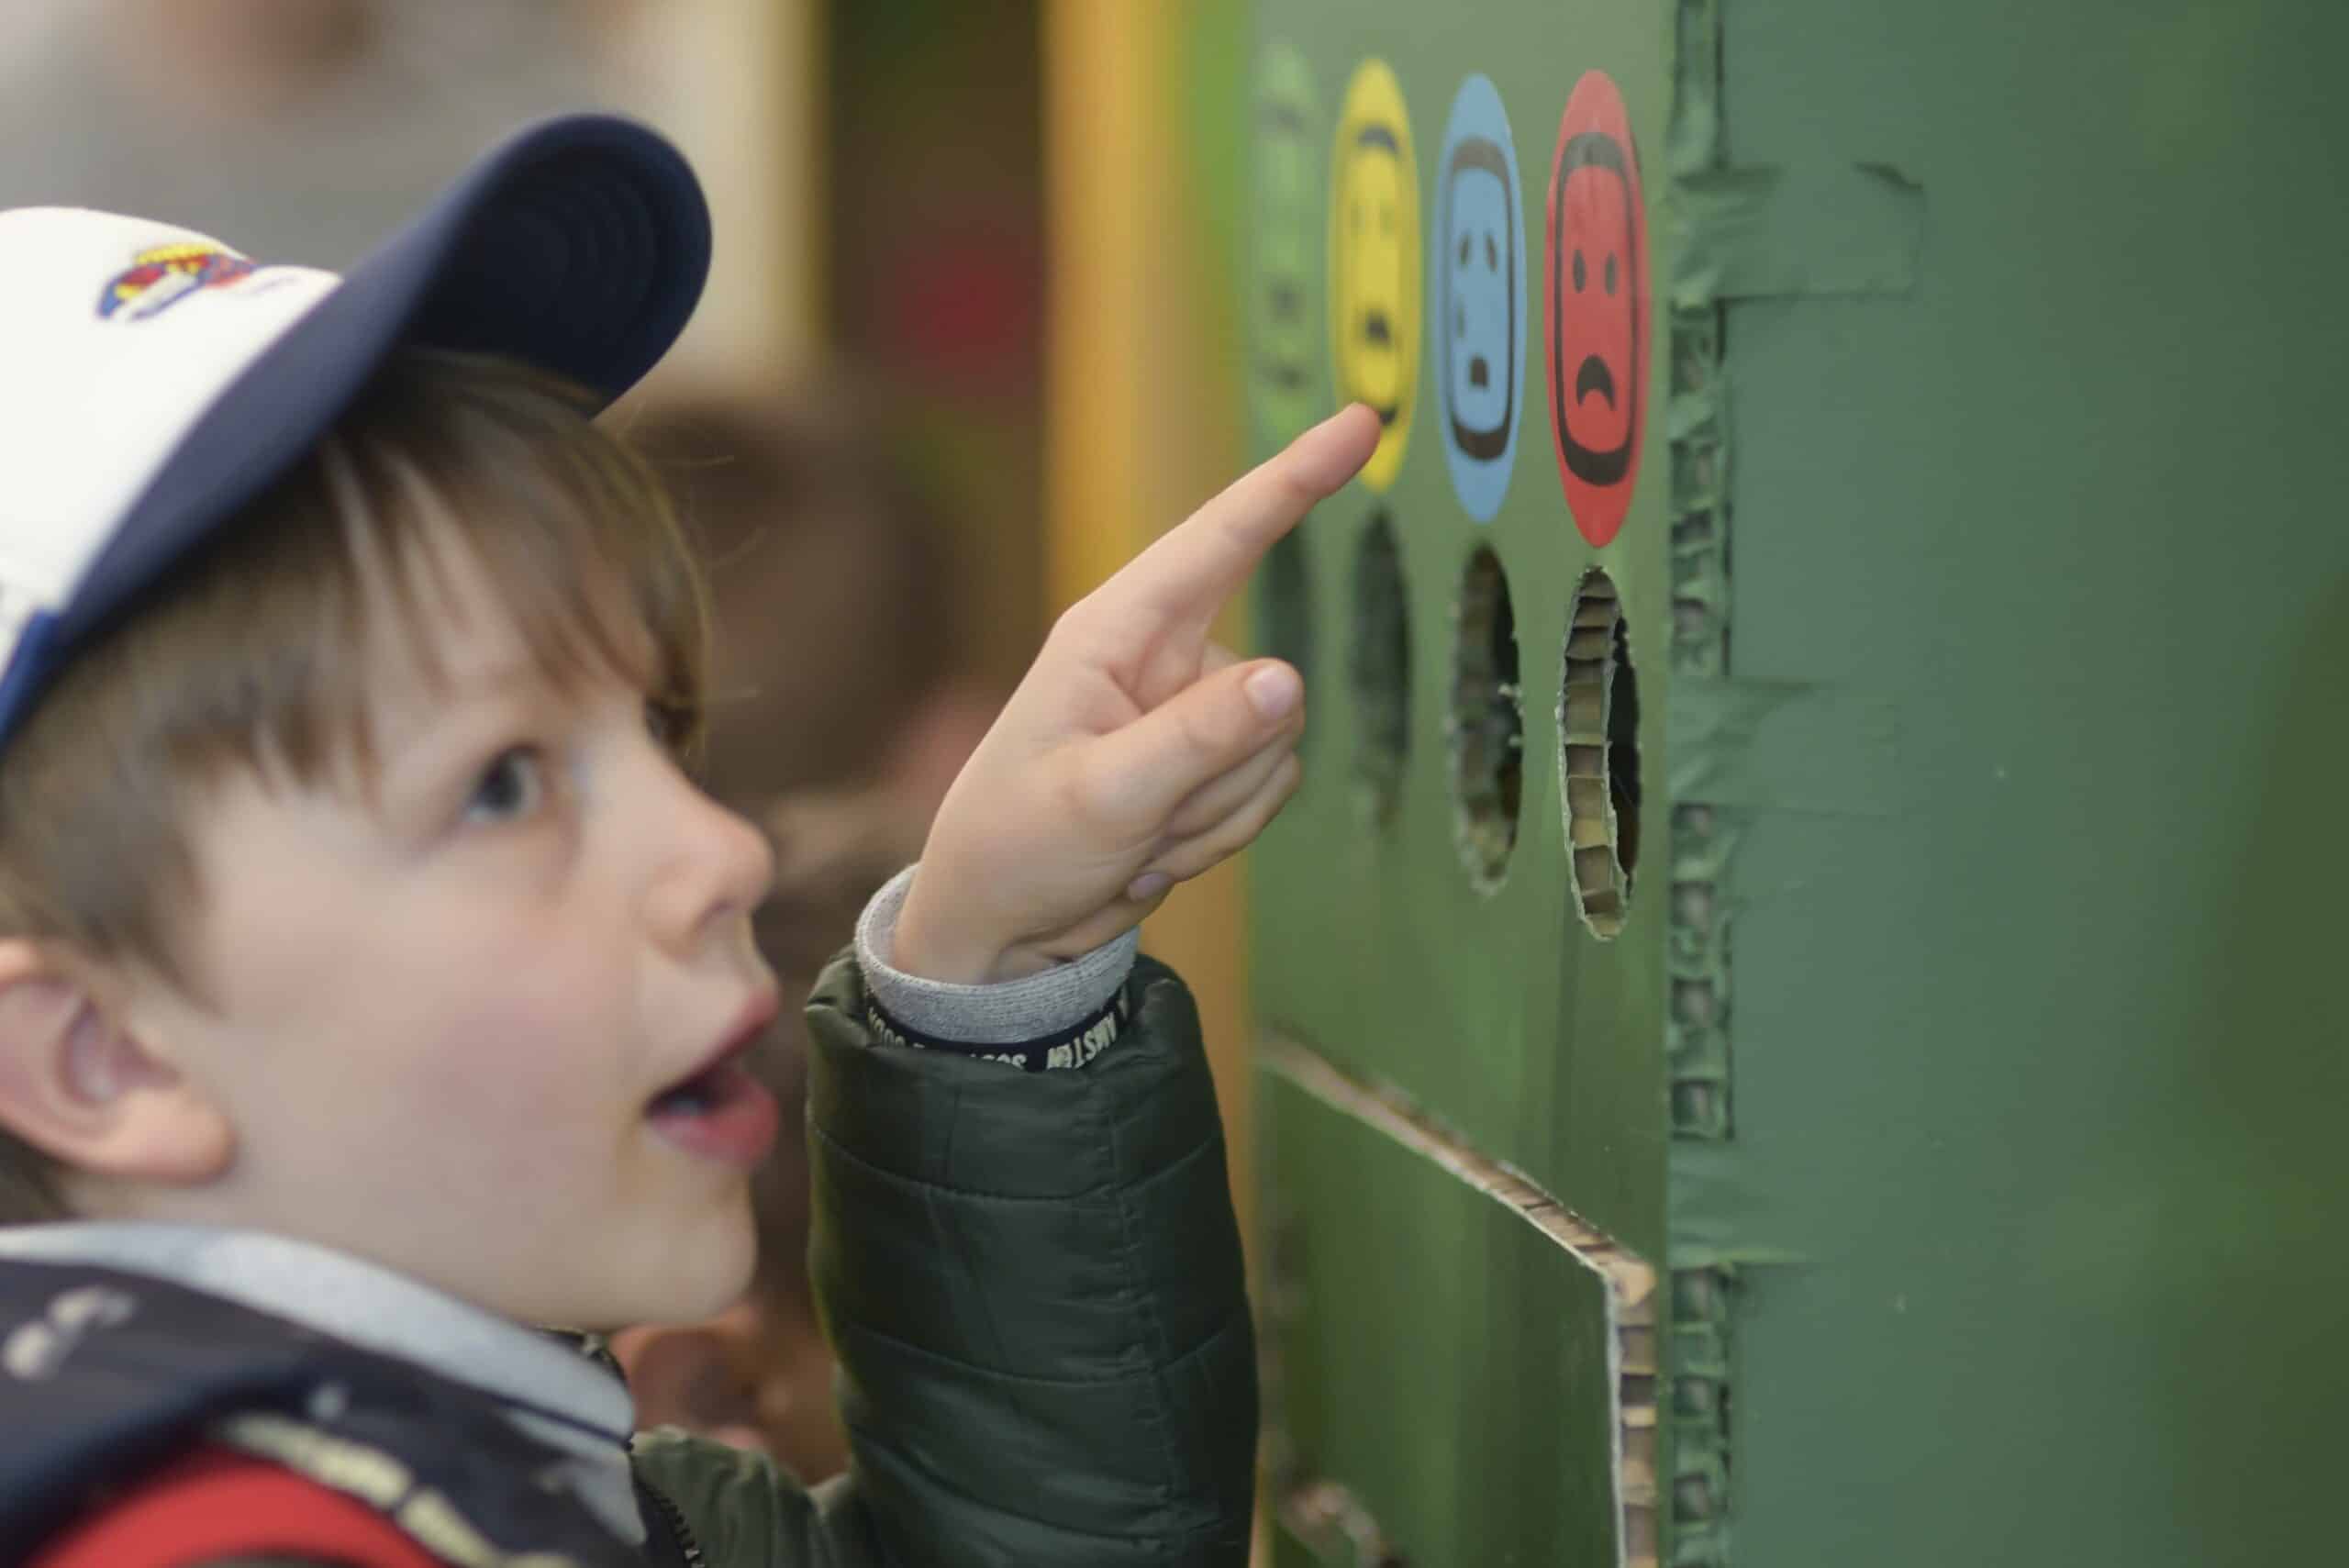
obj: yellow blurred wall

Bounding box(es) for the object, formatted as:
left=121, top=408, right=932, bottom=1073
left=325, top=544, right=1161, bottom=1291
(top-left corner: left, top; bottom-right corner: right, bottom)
left=1041, top=4, right=1254, bottom=1203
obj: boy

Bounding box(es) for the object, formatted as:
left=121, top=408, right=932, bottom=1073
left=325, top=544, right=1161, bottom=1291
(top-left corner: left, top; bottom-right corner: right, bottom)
left=0, top=115, right=1375, bottom=1567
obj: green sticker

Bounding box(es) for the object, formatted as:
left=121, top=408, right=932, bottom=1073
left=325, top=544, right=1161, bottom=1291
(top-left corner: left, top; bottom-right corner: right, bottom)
left=1251, top=42, right=1322, bottom=447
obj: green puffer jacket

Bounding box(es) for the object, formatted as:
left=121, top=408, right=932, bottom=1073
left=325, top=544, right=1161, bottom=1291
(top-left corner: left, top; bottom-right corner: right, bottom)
left=178, top=951, right=1253, bottom=1568
left=633, top=947, right=1257, bottom=1568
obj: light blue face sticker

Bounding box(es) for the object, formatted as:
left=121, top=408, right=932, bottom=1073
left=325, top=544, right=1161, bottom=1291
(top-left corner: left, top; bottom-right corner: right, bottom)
left=1432, top=74, right=1525, bottom=523
left=1446, top=166, right=1512, bottom=436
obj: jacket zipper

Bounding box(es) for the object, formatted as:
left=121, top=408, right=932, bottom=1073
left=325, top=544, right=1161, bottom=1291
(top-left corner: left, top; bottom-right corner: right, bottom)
left=636, top=1472, right=708, bottom=1568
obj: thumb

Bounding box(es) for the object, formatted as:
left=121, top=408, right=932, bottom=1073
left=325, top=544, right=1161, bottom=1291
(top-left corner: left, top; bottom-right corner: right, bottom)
left=1080, top=660, right=1303, bottom=830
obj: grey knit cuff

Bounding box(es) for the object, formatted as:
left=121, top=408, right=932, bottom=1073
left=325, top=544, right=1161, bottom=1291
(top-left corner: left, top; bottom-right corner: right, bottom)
left=853, top=865, right=1141, bottom=1048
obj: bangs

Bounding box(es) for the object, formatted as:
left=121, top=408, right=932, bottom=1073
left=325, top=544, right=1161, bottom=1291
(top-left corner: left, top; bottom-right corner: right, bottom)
left=203, top=349, right=713, bottom=801
left=0, top=347, right=713, bottom=1211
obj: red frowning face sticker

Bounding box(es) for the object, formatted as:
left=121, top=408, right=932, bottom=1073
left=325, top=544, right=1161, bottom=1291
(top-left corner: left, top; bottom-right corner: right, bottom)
left=1545, top=72, right=1648, bottom=548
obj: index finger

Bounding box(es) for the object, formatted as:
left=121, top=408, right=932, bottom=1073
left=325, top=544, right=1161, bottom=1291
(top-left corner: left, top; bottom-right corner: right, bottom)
left=1095, top=404, right=1379, bottom=629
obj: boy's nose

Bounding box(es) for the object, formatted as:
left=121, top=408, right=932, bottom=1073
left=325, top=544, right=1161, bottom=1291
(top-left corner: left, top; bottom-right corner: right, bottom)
left=645, top=780, right=778, bottom=956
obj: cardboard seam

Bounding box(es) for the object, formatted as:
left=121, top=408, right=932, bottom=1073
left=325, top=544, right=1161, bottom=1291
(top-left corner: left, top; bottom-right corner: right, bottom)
left=1666, top=1, right=1736, bottom=1562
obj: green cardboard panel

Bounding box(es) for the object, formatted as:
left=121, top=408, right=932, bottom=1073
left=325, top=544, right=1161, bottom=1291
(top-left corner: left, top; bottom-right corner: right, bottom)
left=1247, top=0, right=1674, bottom=1270
left=1243, top=0, right=2349, bottom=1563
left=1261, top=1069, right=1644, bottom=1568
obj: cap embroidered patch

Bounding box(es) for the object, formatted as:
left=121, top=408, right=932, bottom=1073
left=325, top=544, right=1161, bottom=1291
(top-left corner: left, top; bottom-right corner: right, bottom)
left=0, top=113, right=712, bottom=762
left=96, top=243, right=257, bottom=321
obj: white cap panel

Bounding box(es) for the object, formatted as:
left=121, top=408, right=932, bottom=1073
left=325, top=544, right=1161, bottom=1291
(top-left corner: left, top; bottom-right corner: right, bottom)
left=0, top=207, right=340, bottom=603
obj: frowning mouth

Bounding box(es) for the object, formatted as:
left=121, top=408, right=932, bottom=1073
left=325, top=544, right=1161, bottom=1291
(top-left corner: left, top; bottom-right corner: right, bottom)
left=1575, top=354, right=1617, bottom=411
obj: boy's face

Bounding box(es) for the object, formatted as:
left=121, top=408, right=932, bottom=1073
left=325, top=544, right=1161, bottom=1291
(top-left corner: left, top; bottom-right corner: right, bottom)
left=128, top=516, right=779, bottom=1330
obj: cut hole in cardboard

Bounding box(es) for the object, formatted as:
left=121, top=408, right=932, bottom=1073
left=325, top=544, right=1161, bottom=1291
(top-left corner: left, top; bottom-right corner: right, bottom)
left=1559, top=569, right=1642, bottom=938
left=1448, top=545, right=1522, bottom=890
left=1348, top=510, right=1410, bottom=823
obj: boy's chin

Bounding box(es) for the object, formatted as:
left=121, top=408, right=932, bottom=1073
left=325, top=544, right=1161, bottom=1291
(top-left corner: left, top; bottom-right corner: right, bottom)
left=584, top=1198, right=760, bottom=1333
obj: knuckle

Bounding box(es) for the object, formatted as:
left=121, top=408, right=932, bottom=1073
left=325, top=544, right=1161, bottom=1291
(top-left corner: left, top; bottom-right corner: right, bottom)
left=1047, top=601, right=1100, bottom=652
left=1167, top=792, right=1215, bottom=839
left=1066, top=749, right=1116, bottom=812
left=1059, top=748, right=1111, bottom=820
left=1182, top=699, right=1238, bottom=759
left=1163, top=840, right=1216, bottom=881
left=1066, top=748, right=1146, bottom=838
left=1267, top=461, right=1318, bottom=513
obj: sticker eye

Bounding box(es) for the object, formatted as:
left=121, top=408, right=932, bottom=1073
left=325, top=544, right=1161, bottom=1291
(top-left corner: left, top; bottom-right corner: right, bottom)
left=1572, top=250, right=1586, bottom=293
left=1605, top=253, right=1619, bottom=296
left=1486, top=231, right=1498, bottom=272
left=1459, top=233, right=1472, bottom=265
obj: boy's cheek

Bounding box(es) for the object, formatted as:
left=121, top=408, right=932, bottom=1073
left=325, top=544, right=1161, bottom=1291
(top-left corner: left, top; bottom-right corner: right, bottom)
left=386, top=1016, right=627, bottom=1160
left=254, top=983, right=628, bottom=1191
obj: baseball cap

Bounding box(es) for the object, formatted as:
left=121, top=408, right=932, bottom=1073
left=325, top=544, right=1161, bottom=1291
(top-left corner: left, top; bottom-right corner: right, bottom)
left=0, top=112, right=712, bottom=756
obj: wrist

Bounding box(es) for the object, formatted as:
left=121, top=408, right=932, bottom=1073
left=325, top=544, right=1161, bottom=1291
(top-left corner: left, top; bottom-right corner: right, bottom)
left=893, top=874, right=1052, bottom=984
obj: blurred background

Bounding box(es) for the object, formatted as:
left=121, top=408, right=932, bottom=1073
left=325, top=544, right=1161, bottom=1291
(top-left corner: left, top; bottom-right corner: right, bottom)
left=0, top=0, right=1259, bottom=1481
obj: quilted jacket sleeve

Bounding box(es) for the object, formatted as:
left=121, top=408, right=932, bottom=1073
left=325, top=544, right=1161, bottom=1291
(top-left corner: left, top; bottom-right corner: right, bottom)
left=636, top=946, right=1257, bottom=1568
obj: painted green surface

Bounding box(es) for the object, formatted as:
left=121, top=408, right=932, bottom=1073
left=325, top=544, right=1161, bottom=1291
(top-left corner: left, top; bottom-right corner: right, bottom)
left=1249, top=0, right=1675, bottom=1283
left=1245, top=4, right=1673, bottom=1562
left=1261, top=1073, right=1621, bottom=1568
left=1245, top=0, right=2349, bottom=1564
left=1688, top=3, right=2349, bottom=1562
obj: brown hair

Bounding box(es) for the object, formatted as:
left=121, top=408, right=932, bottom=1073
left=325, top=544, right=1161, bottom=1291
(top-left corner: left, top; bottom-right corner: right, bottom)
left=0, top=347, right=711, bottom=1220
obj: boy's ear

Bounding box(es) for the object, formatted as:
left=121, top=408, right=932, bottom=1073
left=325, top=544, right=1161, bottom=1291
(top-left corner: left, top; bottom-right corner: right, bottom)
left=0, top=940, right=233, bottom=1187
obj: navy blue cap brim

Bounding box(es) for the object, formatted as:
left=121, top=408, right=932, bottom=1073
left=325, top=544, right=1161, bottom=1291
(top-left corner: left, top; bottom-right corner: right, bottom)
left=57, top=113, right=711, bottom=656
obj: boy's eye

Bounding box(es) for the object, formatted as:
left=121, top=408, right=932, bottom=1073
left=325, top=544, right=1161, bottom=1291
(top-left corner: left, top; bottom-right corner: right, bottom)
left=645, top=696, right=697, bottom=754
left=463, top=747, right=547, bottom=825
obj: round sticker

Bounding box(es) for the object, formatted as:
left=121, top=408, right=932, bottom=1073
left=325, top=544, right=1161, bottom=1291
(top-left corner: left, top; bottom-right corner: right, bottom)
left=1543, top=71, right=1649, bottom=548
left=1432, top=74, right=1526, bottom=523
left=1251, top=42, right=1321, bottom=448
left=1329, top=58, right=1419, bottom=492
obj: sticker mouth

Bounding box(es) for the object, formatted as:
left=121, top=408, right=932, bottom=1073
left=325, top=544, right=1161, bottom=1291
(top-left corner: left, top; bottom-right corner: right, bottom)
left=1575, top=354, right=1618, bottom=410
left=1258, top=357, right=1309, bottom=392
left=1361, top=310, right=1392, bottom=347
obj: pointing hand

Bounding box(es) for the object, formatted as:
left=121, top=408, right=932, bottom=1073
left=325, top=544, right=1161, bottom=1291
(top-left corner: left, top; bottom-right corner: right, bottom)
left=893, top=405, right=1380, bottom=983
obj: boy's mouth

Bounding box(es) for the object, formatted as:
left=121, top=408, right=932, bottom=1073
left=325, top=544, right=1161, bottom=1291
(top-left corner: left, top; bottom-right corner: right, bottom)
left=645, top=991, right=781, bottom=1170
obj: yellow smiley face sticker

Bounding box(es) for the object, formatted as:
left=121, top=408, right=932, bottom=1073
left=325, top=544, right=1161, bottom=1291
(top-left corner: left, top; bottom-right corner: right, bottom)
left=1330, top=58, right=1419, bottom=491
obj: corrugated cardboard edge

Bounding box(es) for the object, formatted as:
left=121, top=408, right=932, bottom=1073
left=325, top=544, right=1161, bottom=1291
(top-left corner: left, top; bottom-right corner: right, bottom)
left=1665, top=0, right=1738, bottom=1561
left=1264, top=1038, right=1661, bottom=1568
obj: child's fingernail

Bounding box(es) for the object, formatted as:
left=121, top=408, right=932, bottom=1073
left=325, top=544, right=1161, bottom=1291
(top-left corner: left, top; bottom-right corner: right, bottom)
left=1246, top=663, right=1301, bottom=719
left=1128, top=872, right=1172, bottom=902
